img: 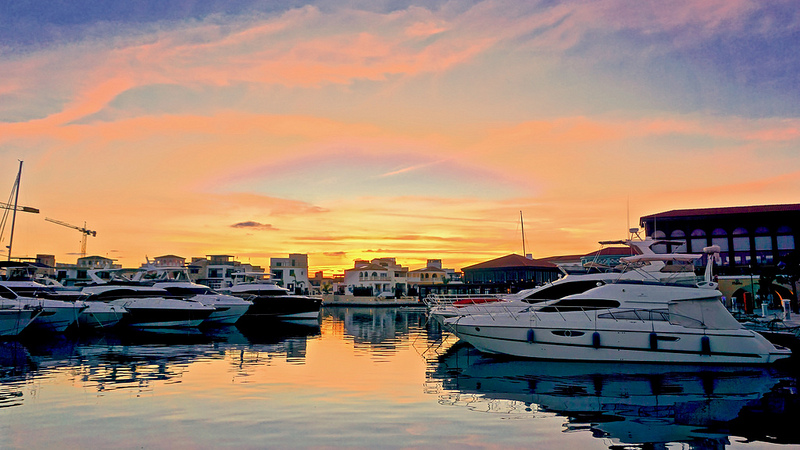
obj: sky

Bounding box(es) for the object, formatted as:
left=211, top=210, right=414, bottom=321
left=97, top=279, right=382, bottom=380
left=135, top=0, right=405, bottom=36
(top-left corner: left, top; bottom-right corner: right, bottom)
left=1, top=0, right=799, bottom=275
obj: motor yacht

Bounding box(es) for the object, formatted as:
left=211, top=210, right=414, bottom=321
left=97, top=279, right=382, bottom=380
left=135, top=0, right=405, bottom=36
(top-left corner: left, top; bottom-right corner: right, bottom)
left=0, top=262, right=87, bottom=333
left=427, top=238, right=700, bottom=321
left=82, top=270, right=214, bottom=329
left=220, top=272, right=322, bottom=322
left=134, top=265, right=252, bottom=325
left=445, top=250, right=791, bottom=364
left=0, top=286, right=42, bottom=336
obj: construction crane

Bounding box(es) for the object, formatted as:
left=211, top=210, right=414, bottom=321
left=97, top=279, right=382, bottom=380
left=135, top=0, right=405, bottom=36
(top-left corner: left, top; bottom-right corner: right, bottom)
left=45, top=218, right=96, bottom=258
left=0, top=202, right=39, bottom=214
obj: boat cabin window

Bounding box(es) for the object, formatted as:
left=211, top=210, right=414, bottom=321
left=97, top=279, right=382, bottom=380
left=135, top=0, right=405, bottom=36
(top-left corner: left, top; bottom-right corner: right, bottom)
left=163, top=286, right=214, bottom=296
left=598, top=309, right=670, bottom=321
left=522, top=280, right=605, bottom=302
left=539, top=298, right=620, bottom=312
left=0, top=285, right=17, bottom=299
left=90, top=288, right=175, bottom=301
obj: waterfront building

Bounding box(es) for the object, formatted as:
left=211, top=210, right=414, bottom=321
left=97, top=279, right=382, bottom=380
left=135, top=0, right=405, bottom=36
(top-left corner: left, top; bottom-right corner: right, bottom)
left=54, top=255, right=120, bottom=284
left=340, top=257, right=408, bottom=297
left=461, top=254, right=562, bottom=288
left=407, top=259, right=460, bottom=285
left=309, top=271, right=336, bottom=295
left=406, top=259, right=462, bottom=296
left=640, top=203, right=800, bottom=310
left=270, top=254, right=311, bottom=294
left=151, top=254, right=186, bottom=267
left=190, top=255, right=264, bottom=289
left=640, top=203, right=799, bottom=272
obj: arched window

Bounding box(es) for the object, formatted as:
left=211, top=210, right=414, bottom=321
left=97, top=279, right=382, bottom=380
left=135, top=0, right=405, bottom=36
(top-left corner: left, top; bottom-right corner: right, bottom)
left=652, top=230, right=667, bottom=253
left=732, top=227, right=751, bottom=265
left=778, top=226, right=795, bottom=256
left=670, top=230, right=687, bottom=253
left=690, top=229, right=707, bottom=253
left=755, top=227, right=773, bottom=264
left=711, top=228, right=729, bottom=265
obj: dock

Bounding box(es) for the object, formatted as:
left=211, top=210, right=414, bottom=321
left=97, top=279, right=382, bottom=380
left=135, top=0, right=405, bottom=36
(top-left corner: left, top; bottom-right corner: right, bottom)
left=322, top=294, right=423, bottom=307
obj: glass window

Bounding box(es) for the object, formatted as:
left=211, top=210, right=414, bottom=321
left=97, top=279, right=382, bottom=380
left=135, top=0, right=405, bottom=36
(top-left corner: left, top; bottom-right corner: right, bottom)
left=690, top=229, right=707, bottom=253
left=777, top=226, right=795, bottom=253
left=669, top=230, right=687, bottom=253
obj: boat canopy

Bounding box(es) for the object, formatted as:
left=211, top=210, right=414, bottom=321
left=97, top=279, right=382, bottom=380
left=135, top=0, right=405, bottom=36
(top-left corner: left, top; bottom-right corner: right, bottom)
left=668, top=298, right=743, bottom=330
left=620, top=254, right=702, bottom=263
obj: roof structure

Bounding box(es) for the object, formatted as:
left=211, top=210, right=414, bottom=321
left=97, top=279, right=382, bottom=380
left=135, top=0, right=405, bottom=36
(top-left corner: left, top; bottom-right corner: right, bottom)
left=462, top=254, right=558, bottom=271
left=347, top=263, right=389, bottom=272
left=582, top=246, right=636, bottom=258
left=640, top=203, right=800, bottom=221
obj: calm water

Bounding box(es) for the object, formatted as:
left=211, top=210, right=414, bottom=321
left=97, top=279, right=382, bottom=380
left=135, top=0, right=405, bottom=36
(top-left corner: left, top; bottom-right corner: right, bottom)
left=0, top=306, right=798, bottom=449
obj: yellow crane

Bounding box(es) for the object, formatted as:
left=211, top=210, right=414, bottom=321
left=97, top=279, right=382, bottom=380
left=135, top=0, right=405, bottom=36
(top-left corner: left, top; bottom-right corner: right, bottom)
left=45, top=218, right=96, bottom=258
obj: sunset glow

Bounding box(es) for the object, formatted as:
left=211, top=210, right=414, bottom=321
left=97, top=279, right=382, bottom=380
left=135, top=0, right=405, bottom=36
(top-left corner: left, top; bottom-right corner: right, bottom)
left=2, top=1, right=799, bottom=274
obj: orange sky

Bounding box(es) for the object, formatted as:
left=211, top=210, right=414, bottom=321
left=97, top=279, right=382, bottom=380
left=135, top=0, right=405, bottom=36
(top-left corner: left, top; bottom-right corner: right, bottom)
left=2, top=1, right=800, bottom=274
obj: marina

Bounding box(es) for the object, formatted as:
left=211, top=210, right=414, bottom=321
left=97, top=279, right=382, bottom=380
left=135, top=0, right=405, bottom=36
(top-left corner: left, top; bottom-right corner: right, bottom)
left=0, top=306, right=799, bottom=448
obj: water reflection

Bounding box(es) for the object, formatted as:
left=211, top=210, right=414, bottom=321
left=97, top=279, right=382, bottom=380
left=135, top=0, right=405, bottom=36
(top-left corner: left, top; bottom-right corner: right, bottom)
left=0, top=320, right=321, bottom=404
left=323, top=306, right=433, bottom=359
left=428, top=342, right=800, bottom=448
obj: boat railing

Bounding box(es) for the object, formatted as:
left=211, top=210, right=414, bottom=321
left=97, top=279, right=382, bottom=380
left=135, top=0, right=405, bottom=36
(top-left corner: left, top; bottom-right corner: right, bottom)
left=423, top=293, right=504, bottom=309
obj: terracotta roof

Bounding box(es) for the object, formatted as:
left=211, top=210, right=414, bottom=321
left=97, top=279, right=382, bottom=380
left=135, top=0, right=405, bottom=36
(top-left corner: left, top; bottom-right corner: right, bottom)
left=348, top=263, right=388, bottom=272
left=541, top=254, right=583, bottom=264
left=641, top=203, right=800, bottom=220
left=409, top=267, right=446, bottom=274
left=462, top=254, right=558, bottom=271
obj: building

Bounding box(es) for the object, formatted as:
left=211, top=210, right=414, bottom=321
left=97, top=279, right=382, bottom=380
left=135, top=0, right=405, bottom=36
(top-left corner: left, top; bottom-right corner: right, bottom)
left=191, top=255, right=264, bottom=289
left=308, top=271, right=336, bottom=295
left=640, top=203, right=800, bottom=312
left=54, top=255, right=120, bottom=284
left=340, top=257, right=408, bottom=297
left=640, top=204, right=799, bottom=273
left=151, top=254, right=186, bottom=267
left=461, top=254, right=562, bottom=289
left=270, top=253, right=311, bottom=294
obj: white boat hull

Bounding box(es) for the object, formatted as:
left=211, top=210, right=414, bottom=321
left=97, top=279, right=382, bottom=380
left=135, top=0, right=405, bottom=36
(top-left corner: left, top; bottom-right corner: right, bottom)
left=191, top=294, right=251, bottom=325
left=111, top=298, right=214, bottom=329
left=77, top=302, right=128, bottom=329
left=449, top=315, right=790, bottom=364
left=0, top=307, right=40, bottom=336
left=17, top=298, right=86, bottom=333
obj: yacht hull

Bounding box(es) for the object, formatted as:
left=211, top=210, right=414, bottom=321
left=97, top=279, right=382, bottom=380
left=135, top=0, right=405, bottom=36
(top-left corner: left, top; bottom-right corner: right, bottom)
left=17, top=299, right=86, bottom=333
left=237, top=296, right=322, bottom=322
left=192, top=295, right=252, bottom=325
left=77, top=302, right=128, bottom=329
left=449, top=316, right=790, bottom=364
left=113, top=298, right=214, bottom=328
left=0, top=308, right=40, bottom=336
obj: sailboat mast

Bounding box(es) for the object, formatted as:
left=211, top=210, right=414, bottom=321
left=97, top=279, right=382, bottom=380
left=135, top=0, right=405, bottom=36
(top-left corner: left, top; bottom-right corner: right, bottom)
left=520, top=210, right=526, bottom=256
left=7, top=160, right=22, bottom=261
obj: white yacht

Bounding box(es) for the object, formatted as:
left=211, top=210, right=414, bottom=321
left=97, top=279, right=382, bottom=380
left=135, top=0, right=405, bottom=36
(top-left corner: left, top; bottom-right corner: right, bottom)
left=445, top=251, right=791, bottom=364
left=81, top=270, right=214, bottom=329
left=134, top=265, right=252, bottom=325
left=0, top=286, right=42, bottom=336
left=220, top=272, right=322, bottom=322
left=427, top=238, right=700, bottom=320
left=0, top=262, right=87, bottom=333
